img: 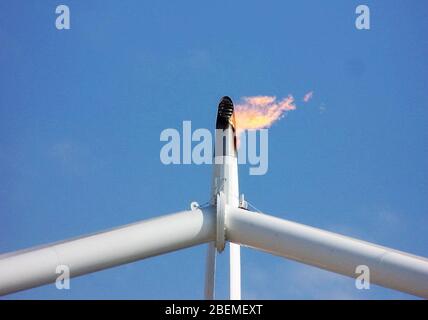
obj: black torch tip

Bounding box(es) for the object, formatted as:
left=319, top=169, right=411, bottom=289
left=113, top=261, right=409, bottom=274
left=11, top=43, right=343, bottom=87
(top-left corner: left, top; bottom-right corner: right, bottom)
left=216, top=96, right=234, bottom=129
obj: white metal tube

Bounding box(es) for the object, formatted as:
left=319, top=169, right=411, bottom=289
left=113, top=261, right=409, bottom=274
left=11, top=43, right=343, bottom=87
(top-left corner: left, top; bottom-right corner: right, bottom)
left=226, top=207, right=428, bottom=299
left=204, top=242, right=216, bottom=300
left=0, top=207, right=215, bottom=296
left=211, top=96, right=242, bottom=300
left=229, top=242, right=241, bottom=300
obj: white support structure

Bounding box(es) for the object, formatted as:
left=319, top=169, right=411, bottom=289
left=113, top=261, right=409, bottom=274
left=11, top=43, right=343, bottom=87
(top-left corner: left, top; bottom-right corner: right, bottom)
left=229, top=243, right=241, bottom=300
left=0, top=208, right=215, bottom=296
left=204, top=242, right=216, bottom=300
left=2, top=204, right=427, bottom=298
left=225, top=206, right=428, bottom=299
left=1, top=96, right=428, bottom=299
left=209, top=96, right=241, bottom=300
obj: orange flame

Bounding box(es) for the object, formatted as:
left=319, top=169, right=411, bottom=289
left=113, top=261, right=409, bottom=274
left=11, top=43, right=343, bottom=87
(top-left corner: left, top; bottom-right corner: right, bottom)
left=234, top=95, right=296, bottom=134
left=303, top=91, right=314, bottom=103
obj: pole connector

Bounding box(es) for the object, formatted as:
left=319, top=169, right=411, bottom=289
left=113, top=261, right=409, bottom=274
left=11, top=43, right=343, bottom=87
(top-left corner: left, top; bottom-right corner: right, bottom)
left=190, top=202, right=199, bottom=210
left=239, top=194, right=248, bottom=210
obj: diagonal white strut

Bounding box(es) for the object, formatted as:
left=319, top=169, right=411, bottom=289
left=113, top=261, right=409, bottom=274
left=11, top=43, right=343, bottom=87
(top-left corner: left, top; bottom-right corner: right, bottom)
left=226, top=206, right=428, bottom=299
left=1, top=205, right=427, bottom=298
left=0, top=208, right=216, bottom=296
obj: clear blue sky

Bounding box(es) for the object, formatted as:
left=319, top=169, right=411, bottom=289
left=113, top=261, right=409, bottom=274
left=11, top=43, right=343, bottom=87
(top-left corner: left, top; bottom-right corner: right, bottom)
left=1, top=0, right=427, bottom=299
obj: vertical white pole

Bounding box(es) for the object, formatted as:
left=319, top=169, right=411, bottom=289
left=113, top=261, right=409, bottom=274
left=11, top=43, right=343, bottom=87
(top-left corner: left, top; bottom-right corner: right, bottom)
left=204, top=242, right=216, bottom=299
left=212, top=96, right=242, bottom=300
left=229, top=242, right=241, bottom=300
left=227, top=151, right=241, bottom=300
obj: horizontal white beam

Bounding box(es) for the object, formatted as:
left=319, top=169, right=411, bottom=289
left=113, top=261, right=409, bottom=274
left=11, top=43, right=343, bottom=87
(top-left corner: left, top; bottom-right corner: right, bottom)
left=0, top=207, right=215, bottom=296
left=225, top=207, right=428, bottom=299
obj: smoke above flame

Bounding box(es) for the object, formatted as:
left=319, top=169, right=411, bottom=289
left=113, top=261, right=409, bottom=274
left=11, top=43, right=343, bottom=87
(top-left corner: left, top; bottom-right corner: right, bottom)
left=234, top=95, right=296, bottom=133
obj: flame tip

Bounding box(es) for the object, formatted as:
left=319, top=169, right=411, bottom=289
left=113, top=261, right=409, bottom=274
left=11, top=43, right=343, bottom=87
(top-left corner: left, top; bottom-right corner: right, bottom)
left=234, top=94, right=297, bottom=132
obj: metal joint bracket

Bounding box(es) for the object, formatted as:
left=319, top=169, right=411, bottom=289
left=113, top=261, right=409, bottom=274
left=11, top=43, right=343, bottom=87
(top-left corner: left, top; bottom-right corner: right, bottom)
left=216, top=192, right=226, bottom=252
left=190, top=202, right=199, bottom=210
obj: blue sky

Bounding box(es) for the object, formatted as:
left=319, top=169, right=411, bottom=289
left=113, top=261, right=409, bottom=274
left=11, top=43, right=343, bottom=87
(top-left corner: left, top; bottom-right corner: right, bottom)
left=1, top=0, right=427, bottom=299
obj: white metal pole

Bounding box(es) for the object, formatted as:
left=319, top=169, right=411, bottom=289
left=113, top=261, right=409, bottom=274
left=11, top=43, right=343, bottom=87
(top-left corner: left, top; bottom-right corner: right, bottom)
left=226, top=206, right=428, bottom=299
left=211, top=96, right=241, bottom=300
left=204, top=242, right=216, bottom=299
left=229, top=242, right=241, bottom=300
left=0, top=207, right=216, bottom=296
